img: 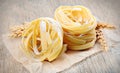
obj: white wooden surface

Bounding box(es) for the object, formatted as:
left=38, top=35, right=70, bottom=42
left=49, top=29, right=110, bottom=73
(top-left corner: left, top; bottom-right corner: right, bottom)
left=0, top=0, right=120, bottom=73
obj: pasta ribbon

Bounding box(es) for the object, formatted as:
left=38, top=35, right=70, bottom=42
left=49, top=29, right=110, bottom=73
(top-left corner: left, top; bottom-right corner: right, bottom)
left=55, top=6, right=97, bottom=50
left=21, top=17, right=63, bottom=61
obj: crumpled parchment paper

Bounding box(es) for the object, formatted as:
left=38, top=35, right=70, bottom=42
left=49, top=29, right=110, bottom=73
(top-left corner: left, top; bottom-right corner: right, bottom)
left=2, top=28, right=119, bottom=73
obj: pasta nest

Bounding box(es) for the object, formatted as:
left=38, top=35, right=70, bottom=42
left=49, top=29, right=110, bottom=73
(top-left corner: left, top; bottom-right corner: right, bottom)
left=21, top=17, right=63, bottom=61
left=55, top=6, right=97, bottom=50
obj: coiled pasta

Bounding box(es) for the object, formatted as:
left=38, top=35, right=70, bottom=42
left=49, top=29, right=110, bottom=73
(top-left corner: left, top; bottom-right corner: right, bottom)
left=55, top=6, right=97, bottom=50
left=21, top=17, right=63, bottom=61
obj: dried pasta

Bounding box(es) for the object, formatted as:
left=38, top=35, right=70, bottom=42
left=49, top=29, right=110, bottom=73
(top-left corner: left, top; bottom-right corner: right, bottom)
left=21, top=17, right=63, bottom=61
left=55, top=6, right=97, bottom=50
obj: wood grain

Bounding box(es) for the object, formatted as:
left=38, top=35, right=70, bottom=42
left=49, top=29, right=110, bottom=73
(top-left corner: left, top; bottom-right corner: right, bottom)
left=0, top=0, right=120, bottom=73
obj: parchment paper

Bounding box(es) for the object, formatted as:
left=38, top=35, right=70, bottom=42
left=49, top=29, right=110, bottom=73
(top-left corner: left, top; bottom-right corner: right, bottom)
left=2, top=28, right=119, bottom=73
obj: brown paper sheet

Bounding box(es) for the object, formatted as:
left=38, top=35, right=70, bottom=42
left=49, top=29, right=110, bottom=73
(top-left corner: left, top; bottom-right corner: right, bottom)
left=2, top=34, right=111, bottom=73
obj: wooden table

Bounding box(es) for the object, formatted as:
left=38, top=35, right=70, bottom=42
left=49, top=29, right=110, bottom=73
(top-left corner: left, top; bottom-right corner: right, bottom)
left=0, top=0, right=120, bottom=73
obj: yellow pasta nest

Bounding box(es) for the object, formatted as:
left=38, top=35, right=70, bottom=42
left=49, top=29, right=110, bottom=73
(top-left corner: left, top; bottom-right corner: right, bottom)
left=21, top=17, right=64, bottom=61
left=55, top=6, right=97, bottom=50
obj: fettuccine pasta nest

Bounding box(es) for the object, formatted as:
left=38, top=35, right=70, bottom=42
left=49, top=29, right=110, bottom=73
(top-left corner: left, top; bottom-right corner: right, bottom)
left=55, top=6, right=97, bottom=50
left=21, top=17, right=64, bottom=61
